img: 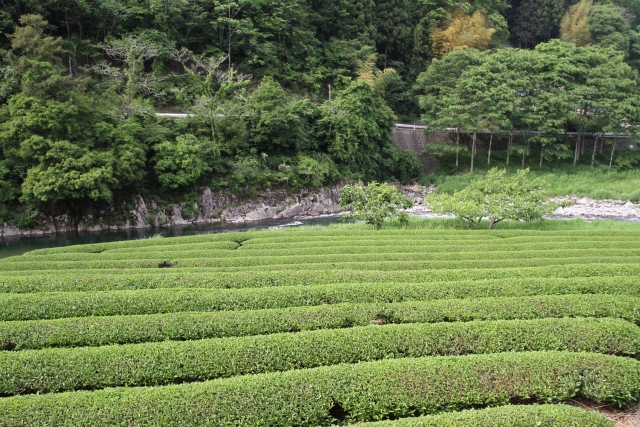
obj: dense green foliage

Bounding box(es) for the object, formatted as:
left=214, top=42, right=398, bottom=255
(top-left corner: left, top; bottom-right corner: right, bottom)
left=1, top=352, right=639, bottom=425
left=1, top=226, right=640, bottom=424
left=353, top=405, right=614, bottom=427
left=2, top=294, right=638, bottom=350
left=2, top=318, right=638, bottom=396
left=339, top=181, right=414, bottom=228
left=426, top=168, right=557, bottom=228
left=417, top=41, right=640, bottom=172
left=2, top=0, right=640, bottom=222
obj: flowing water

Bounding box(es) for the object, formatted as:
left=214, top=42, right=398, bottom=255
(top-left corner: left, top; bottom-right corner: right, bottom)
left=0, top=215, right=344, bottom=259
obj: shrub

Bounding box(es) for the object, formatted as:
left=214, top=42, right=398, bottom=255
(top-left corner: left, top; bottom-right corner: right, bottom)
left=4, top=247, right=639, bottom=267
left=0, top=352, right=638, bottom=426
left=339, top=182, right=413, bottom=229
left=1, top=277, right=639, bottom=321
left=0, top=252, right=637, bottom=271
left=2, top=318, right=638, bottom=396
left=2, top=265, right=640, bottom=294
left=2, top=294, right=638, bottom=350
left=351, top=404, right=613, bottom=427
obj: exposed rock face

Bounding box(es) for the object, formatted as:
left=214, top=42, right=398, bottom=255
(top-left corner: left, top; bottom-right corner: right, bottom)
left=3, top=185, right=638, bottom=237
left=1, top=185, right=346, bottom=236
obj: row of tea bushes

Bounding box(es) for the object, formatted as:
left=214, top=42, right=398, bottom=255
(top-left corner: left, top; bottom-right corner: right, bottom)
left=3, top=264, right=640, bottom=293
left=352, top=405, right=613, bottom=427
left=21, top=229, right=640, bottom=256
left=2, top=254, right=639, bottom=272
left=3, top=294, right=639, bottom=350
left=3, top=278, right=640, bottom=321
left=0, top=352, right=638, bottom=426
left=3, top=318, right=638, bottom=395
left=10, top=245, right=640, bottom=264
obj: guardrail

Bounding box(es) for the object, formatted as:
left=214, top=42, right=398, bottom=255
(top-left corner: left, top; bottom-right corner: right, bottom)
left=154, top=114, right=631, bottom=138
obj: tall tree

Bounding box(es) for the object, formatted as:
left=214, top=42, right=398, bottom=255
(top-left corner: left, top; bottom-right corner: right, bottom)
left=0, top=15, right=146, bottom=221
left=449, top=58, right=513, bottom=171
left=589, top=3, right=631, bottom=54
left=417, top=48, right=484, bottom=168
left=211, top=0, right=253, bottom=75
left=512, top=0, right=566, bottom=48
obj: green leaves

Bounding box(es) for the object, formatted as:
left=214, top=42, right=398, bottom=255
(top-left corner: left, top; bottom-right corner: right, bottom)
left=426, top=168, right=557, bottom=228
left=153, top=134, right=219, bottom=189
left=339, top=181, right=413, bottom=229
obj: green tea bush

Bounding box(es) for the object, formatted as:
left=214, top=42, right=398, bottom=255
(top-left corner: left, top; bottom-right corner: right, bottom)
left=3, top=294, right=638, bottom=350
left=0, top=352, right=638, bottom=426
left=3, top=318, right=638, bottom=395
left=1, top=253, right=638, bottom=271
left=22, top=229, right=640, bottom=257
left=2, top=264, right=640, bottom=293
left=6, top=245, right=640, bottom=264
left=2, top=277, right=640, bottom=321
left=352, top=405, right=613, bottom=427
left=25, top=236, right=242, bottom=255
left=110, top=237, right=640, bottom=253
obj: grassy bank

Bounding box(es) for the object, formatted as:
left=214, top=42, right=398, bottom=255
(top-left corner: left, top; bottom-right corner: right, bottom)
left=327, top=217, right=640, bottom=231
left=422, top=151, right=640, bottom=201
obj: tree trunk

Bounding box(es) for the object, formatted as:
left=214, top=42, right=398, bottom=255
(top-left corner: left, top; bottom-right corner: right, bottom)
left=610, top=136, right=617, bottom=168
left=384, top=38, right=389, bottom=69
left=65, top=8, right=73, bottom=76
left=506, top=132, right=512, bottom=165
left=539, top=145, right=544, bottom=167
left=487, top=132, right=493, bottom=165
left=489, top=217, right=497, bottom=230
left=328, top=84, right=332, bottom=101
left=470, top=132, right=476, bottom=172
left=455, top=129, right=460, bottom=169
left=581, top=133, right=585, bottom=155
left=573, top=131, right=580, bottom=165
left=522, top=140, right=529, bottom=169
left=591, top=133, right=599, bottom=168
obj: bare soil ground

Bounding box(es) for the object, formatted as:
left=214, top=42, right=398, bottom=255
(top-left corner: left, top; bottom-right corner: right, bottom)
left=570, top=400, right=640, bottom=427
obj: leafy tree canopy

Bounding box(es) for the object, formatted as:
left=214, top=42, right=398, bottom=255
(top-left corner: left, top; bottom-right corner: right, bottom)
left=426, top=168, right=558, bottom=229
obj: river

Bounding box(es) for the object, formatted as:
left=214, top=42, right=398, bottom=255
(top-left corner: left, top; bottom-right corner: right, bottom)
left=0, top=215, right=344, bottom=259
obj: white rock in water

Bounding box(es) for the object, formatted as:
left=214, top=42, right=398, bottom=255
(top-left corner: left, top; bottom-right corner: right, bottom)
left=624, top=201, right=635, bottom=207
left=576, top=198, right=592, bottom=205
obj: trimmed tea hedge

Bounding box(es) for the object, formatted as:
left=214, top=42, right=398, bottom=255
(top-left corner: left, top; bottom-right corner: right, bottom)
left=2, top=318, right=638, bottom=395
left=2, top=277, right=640, bottom=321
left=4, top=250, right=639, bottom=271
left=239, top=235, right=640, bottom=251
left=0, top=352, right=638, bottom=426
left=2, top=294, right=639, bottom=350
left=351, top=404, right=613, bottom=427
left=21, top=229, right=640, bottom=256
left=2, top=264, right=640, bottom=293
left=7, top=245, right=640, bottom=264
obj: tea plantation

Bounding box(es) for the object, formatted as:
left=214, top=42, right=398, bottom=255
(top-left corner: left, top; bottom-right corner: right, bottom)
left=0, top=227, right=639, bottom=426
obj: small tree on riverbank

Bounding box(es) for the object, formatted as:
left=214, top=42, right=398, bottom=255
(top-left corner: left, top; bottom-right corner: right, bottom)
left=425, top=168, right=558, bottom=229
left=339, top=182, right=413, bottom=229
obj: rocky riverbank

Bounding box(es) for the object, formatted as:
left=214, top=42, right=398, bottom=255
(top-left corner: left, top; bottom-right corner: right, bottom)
left=549, top=197, right=640, bottom=220
left=2, top=184, right=639, bottom=237
left=1, top=186, right=346, bottom=237
left=409, top=189, right=640, bottom=221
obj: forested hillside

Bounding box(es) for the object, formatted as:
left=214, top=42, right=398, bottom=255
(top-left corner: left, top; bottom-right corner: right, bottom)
left=1, top=0, right=640, bottom=227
